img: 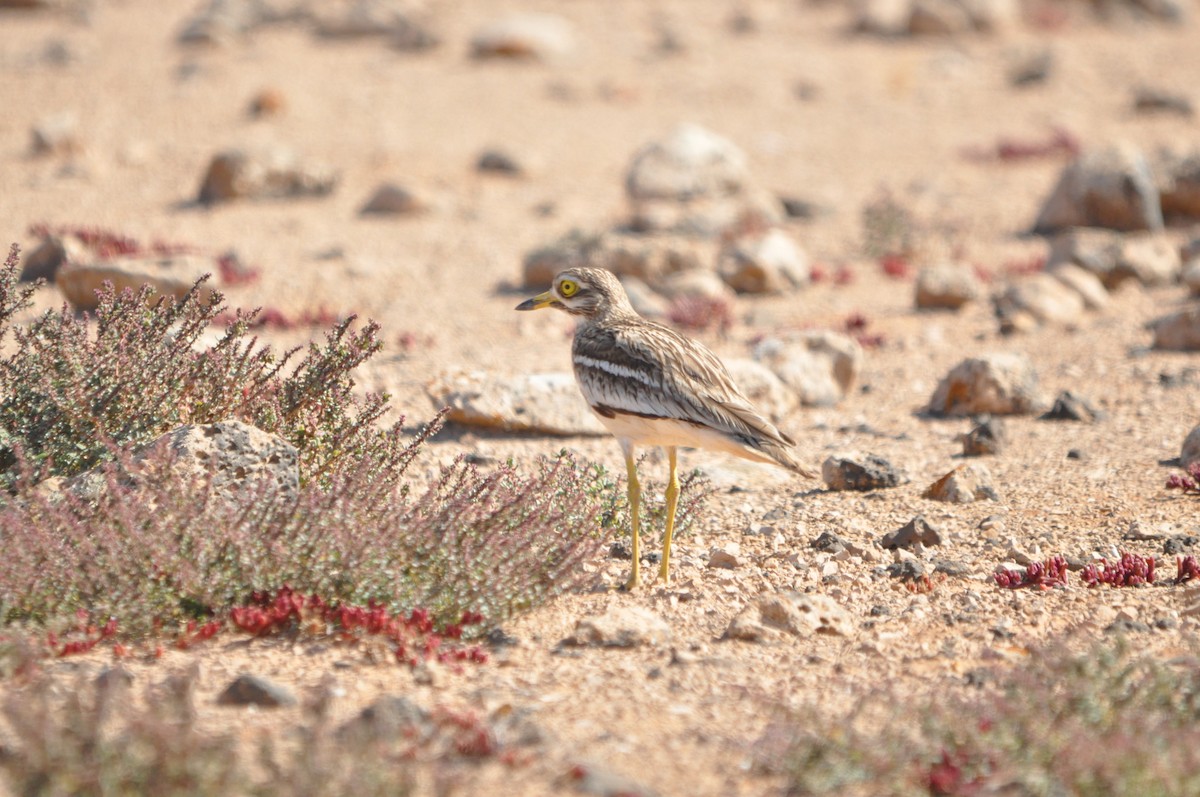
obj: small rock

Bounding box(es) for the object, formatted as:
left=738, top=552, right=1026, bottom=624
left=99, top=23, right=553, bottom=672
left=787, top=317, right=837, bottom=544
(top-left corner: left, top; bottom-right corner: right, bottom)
left=31, top=112, right=79, bottom=156
left=1039, top=391, right=1101, bottom=422
left=477, top=149, right=524, bottom=176
left=217, top=674, right=296, bottom=707
left=961, top=417, right=1005, bottom=456
left=426, top=371, right=607, bottom=436
left=521, top=229, right=708, bottom=290
left=658, top=268, right=736, bottom=303
left=927, top=353, right=1040, bottom=416
left=312, top=0, right=437, bottom=48
left=1164, top=535, right=1199, bottom=555
left=886, top=559, right=926, bottom=581
left=1032, top=143, right=1163, bottom=234
left=707, top=544, right=743, bottom=569
left=924, top=463, right=999, bottom=503
left=1155, top=145, right=1200, bottom=221
left=470, top=13, right=575, bottom=61
left=779, top=196, right=820, bottom=219
left=340, top=695, right=431, bottom=742
left=1046, top=227, right=1124, bottom=288
left=618, top=276, right=670, bottom=320
left=811, top=531, right=849, bottom=553
left=1008, top=48, right=1053, bottom=87
left=56, top=254, right=219, bottom=311
left=566, top=761, right=661, bottom=797
left=1067, top=448, right=1088, bottom=460
left=1113, top=233, right=1181, bottom=287
left=1133, top=86, right=1193, bottom=117
left=993, top=273, right=1085, bottom=330
left=197, top=145, right=337, bottom=204
left=1182, top=425, right=1200, bottom=468
left=1150, top=307, right=1200, bottom=351
left=177, top=0, right=285, bottom=45
left=1183, top=258, right=1200, bottom=296
left=567, top=606, right=671, bottom=648
left=725, top=592, right=852, bottom=641
left=1047, top=262, right=1110, bottom=310
left=20, top=234, right=87, bottom=282
left=935, top=560, right=970, bottom=577
left=822, top=454, right=903, bottom=491
left=360, top=183, right=426, bottom=216
left=753, top=330, right=863, bottom=407
left=717, top=228, right=810, bottom=294
left=881, top=516, right=942, bottom=549
left=915, top=263, right=982, bottom=310
left=95, top=666, right=134, bottom=692
left=247, top=87, right=286, bottom=117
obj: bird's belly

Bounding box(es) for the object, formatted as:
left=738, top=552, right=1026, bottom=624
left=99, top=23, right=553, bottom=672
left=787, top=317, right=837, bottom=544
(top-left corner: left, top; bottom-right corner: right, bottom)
left=590, top=409, right=773, bottom=463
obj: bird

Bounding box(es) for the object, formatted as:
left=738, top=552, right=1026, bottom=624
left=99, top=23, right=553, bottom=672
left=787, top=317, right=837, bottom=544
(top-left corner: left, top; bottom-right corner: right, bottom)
left=516, top=267, right=815, bottom=589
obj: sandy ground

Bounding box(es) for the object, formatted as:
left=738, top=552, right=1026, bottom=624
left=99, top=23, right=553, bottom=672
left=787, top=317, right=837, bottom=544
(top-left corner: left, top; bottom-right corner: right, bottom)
left=2, top=1, right=1200, bottom=794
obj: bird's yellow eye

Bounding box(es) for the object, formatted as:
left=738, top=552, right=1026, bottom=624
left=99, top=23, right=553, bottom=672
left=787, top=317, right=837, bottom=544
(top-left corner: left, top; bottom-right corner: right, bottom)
left=559, top=279, right=579, bottom=298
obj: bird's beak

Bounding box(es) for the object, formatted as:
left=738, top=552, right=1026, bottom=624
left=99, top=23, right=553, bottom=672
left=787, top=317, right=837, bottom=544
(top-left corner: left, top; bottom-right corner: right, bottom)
left=515, top=289, right=557, bottom=311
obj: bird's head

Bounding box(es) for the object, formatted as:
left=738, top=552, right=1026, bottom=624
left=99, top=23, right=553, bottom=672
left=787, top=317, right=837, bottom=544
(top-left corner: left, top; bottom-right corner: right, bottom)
left=515, top=267, right=632, bottom=319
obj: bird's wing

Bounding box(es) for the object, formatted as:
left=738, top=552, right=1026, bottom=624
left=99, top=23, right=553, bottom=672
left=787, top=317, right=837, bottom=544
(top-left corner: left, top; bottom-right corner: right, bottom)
left=573, top=321, right=794, bottom=450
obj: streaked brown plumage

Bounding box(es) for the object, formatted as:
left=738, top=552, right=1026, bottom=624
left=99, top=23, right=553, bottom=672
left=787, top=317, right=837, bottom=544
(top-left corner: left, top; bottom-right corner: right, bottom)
left=517, top=267, right=814, bottom=588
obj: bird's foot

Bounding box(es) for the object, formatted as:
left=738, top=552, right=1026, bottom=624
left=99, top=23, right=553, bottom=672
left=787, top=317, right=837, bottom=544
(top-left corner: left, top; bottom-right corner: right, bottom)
left=623, top=568, right=642, bottom=591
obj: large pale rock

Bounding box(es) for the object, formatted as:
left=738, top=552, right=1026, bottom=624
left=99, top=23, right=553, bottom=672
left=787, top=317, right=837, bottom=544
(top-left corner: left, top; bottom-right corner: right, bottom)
left=68, top=420, right=299, bottom=501
left=723, top=358, right=800, bottom=422
left=625, top=124, right=778, bottom=235
left=928, top=353, right=1040, bottom=416
left=1150, top=307, right=1200, bottom=351
left=568, top=606, right=671, bottom=648
left=1032, top=144, right=1163, bottom=234
left=1182, top=426, right=1200, bottom=469
left=994, top=273, right=1085, bottom=331
left=521, top=229, right=709, bottom=290
left=197, top=146, right=337, bottom=204
left=470, top=13, right=574, bottom=60
left=725, top=592, right=852, bottom=641
left=915, top=263, right=982, bottom=310
left=156, top=421, right=299, bottom=495
left=753, top=331, right=862, bottom=407
left=427, top=371, right=606, bottom=436
left=56, top=255, right=218, bottom=311
left=717, top=228, right=810, bottom=294
left=1048, top=262, right=1110, bottom=310
left=627, top=124, right=748, bottom=202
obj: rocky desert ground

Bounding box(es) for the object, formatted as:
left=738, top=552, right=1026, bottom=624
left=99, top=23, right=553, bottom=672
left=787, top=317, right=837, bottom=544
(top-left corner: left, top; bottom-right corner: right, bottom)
left=3, top=0, right=1200, bottom=794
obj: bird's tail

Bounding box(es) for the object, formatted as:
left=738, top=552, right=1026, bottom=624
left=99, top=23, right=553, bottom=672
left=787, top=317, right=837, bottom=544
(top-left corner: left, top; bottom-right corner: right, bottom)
left=767, top=443, right=819, bottom=480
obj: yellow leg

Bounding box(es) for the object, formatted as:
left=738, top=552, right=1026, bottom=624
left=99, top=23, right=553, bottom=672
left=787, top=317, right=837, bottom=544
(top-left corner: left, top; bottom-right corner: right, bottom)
left=622, top=442, right=641, bottom=590
left=659, top=447, right=679, bottom=584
